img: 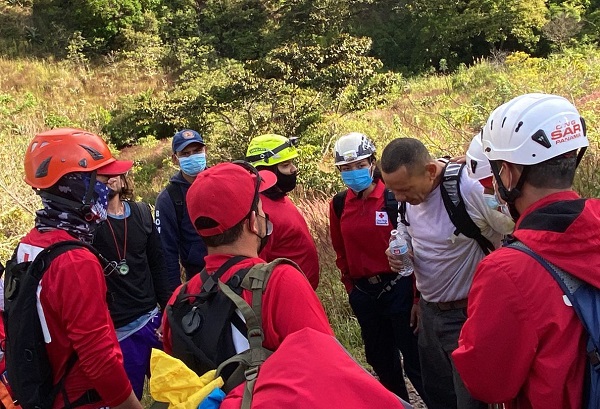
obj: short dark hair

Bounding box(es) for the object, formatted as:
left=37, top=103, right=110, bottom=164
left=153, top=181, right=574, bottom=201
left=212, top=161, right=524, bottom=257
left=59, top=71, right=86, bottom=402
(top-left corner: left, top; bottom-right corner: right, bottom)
left=381, top=138, right=432, bottom=175
left=195, top=217, right=246, bottom=247
left=525, top=152, right=577, bottom=189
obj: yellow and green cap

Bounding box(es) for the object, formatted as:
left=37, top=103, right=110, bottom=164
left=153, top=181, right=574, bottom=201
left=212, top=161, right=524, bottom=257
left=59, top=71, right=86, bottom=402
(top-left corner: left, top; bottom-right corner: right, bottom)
left=245, top=134, right=299, bottom=167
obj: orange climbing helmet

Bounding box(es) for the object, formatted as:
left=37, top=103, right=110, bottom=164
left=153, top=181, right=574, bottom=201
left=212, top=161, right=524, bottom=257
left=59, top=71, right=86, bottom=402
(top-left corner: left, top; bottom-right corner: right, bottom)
left=24, top=128, right=130, bottom=189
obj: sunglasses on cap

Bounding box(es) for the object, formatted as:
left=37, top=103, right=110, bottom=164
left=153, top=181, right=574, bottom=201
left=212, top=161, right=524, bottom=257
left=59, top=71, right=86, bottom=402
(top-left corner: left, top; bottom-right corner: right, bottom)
left=231, top=160, right=263, bottom=215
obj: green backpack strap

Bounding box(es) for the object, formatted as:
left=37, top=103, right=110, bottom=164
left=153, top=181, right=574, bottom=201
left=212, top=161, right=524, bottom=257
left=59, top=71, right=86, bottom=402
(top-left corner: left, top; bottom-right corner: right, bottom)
left=216, top=258, right=299, bottom=409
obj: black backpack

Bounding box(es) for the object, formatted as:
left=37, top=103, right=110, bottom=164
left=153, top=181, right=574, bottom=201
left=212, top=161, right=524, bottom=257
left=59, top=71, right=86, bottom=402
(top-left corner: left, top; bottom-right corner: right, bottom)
left=166, top=256, right=299, bottom=409
left=333, top=188, right=399, bottom=229
left=3, top=240, right=104, bottom=409
left=399, top=161, right=496, bottom=255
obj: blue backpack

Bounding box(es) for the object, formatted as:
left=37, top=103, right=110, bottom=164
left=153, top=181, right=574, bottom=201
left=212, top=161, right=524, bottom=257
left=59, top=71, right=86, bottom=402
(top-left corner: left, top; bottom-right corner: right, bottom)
left=508, top=240, right=599, bottom=409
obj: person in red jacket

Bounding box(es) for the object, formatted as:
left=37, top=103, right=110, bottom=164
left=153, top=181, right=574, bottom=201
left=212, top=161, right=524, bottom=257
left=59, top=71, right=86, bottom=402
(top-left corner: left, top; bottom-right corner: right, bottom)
left=161, top=161, right=333, bottom=365
left=452, top=93, right=599, bottom=409
left=15, top=128, right=142, bottom=409
left=245, top=134, right=320, bottom=289
left=329, top=132, right=426, bottom=405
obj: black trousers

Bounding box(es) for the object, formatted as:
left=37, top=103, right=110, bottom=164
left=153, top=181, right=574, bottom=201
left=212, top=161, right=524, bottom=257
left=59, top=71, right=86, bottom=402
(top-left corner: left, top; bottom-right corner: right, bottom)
left=349, top=275, right=427, bottom=404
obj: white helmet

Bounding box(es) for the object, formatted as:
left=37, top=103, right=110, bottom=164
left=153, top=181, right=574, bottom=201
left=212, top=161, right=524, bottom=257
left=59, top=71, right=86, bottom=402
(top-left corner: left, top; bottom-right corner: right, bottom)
left=466, top=132, right=492, bottom=180
left=482, top=93, right=588, bottom=165
left=334, top=132, right=376, bottom=165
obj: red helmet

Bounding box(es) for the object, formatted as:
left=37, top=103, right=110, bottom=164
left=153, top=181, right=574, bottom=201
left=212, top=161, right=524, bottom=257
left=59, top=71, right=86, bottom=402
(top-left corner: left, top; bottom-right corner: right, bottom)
left=24, top=128, right=117, bottom=189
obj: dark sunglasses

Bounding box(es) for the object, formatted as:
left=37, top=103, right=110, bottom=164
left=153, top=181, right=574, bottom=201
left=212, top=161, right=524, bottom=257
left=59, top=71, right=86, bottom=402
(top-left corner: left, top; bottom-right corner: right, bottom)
left=232, top=160, right=262, bottom=216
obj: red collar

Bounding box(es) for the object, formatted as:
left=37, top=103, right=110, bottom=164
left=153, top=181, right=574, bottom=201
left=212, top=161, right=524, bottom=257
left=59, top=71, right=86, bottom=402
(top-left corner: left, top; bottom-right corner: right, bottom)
left=346, top=179, right=385, bottom=200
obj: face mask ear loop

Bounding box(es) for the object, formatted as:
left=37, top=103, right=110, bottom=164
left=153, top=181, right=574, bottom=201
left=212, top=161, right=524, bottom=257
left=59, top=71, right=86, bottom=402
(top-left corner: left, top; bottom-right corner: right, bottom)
left=576, top=146, right=587, bottom=168
left=507, top=166, right=528, bottom=202
left=491, top=161, right=515, bottom=203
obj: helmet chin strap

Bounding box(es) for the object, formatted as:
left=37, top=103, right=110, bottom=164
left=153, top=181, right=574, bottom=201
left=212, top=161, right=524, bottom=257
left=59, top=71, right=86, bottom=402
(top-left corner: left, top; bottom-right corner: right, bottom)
left=576, top=146, right=587, bottom=167
left=490, top=161, right=529, bottom=220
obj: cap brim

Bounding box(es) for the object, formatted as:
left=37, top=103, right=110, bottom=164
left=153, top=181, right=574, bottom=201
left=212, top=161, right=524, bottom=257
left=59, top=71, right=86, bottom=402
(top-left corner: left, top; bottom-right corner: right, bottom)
left=174, top=139, right=205, bottom=153
left=258, top=170, right=277, bottom=191
left=97, top=160, right=134, bottom=176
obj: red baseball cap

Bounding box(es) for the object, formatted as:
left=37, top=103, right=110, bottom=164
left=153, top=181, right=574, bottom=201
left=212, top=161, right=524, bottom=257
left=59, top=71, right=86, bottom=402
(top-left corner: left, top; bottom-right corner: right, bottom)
left=187, top=162, right=276, bottom=237
left=97, top=159, right=134, bottom=176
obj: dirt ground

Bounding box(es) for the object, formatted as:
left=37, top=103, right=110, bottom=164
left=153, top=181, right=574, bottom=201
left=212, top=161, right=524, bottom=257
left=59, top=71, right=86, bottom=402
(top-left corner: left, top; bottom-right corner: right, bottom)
left=406, top=376, right=427, bottom=408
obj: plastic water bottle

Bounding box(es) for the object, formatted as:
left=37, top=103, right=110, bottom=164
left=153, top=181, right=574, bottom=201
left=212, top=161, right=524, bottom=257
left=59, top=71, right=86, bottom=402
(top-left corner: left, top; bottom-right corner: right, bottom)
left=389, top=229, right=414, bottom=277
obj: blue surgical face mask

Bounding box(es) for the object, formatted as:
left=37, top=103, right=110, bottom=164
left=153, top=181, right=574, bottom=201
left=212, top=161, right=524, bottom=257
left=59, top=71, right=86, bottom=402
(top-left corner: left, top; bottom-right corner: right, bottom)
left=483, top=193, right=499, bottom=210
left=179, top=153, right=207, bottom=176
left=341, top=168, right=373, bottom=192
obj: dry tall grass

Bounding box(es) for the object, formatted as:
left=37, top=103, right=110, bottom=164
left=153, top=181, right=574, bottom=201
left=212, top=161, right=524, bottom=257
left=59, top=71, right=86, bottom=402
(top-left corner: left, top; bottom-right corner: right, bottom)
left=295, top=195, right=367, bottom=363
left=0, top=57, right=169, bottom=260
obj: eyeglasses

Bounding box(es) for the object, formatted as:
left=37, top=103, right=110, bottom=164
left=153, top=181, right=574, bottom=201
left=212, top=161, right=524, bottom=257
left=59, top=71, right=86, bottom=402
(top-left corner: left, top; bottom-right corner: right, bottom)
left=257, top=212, right=273, bottom=236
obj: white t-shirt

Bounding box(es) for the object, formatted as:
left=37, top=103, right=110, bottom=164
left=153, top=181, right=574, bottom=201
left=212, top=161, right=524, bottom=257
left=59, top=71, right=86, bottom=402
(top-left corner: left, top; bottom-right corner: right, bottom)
left=404, top=170, right=508, bottom=302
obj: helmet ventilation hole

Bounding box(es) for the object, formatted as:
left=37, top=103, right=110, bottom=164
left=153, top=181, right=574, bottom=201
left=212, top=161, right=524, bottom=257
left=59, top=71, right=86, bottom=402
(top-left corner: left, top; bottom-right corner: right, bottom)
left=515, top=121, right=523, bottom=132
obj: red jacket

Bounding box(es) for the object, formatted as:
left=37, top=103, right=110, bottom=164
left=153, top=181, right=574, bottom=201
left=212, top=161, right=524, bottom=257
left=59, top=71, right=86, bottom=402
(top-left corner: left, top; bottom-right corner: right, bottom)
left=329, top=181, right=402, bottom=293
left=18, top=229, right=132, bottom=409
left=453, top=191, right=600, bottom=408
left=221, top=327, right=410, bottom=409
left=162, top=253, right=333, bottom=356
left=259, top=194, right=320, bottom=290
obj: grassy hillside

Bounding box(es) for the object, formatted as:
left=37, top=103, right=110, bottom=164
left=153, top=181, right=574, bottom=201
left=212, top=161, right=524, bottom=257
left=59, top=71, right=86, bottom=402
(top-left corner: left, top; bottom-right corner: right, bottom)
left=2, top=44, right=600, bottom=388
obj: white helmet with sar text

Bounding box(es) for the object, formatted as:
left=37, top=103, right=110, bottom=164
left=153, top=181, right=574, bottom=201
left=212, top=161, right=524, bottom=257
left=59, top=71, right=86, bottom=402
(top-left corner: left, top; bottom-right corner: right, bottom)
left=481, top=93, right=588, bottom=165
left=466, top=132, right=492, bottom=181
left=334, top=132, right=376, bottom=166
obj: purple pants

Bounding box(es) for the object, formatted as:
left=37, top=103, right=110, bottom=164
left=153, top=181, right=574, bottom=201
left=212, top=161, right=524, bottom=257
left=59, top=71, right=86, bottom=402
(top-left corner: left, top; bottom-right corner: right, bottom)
left=118, top=313, right=163, bottom=399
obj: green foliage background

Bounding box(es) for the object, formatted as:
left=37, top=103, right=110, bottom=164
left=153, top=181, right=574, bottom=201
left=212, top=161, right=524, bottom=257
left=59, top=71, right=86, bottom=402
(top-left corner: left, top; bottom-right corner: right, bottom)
left=1, top=1, right=600, bottom=402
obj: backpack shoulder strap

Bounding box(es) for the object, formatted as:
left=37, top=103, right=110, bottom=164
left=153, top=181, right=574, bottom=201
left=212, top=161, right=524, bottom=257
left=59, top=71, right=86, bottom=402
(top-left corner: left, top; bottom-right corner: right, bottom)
left=166, top=182, right=184, bottom=230
left=216, top=258, right=298, bottom=409
left=383, top=189, right=399, bottom=229
left=507, top=241, right=583, bottom=297
left=440, top=162, right=495, bottom=255
left=332, top=190, right=348, bottom=221
left=132, top=201, right=154, bottom=235
left=507, top=241, right=600, bottom=370
left=30, top=240, right=107, bottom=279
left=398, top=201, right=409, bottom=227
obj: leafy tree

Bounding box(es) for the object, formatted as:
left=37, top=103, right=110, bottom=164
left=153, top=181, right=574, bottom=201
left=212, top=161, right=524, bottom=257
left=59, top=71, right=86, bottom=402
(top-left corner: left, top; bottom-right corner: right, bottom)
left=193, top=0, right=275, bottom=60
left=32, top=0, right=162, bottom=55
left=350, top=0, right=548, bottom=72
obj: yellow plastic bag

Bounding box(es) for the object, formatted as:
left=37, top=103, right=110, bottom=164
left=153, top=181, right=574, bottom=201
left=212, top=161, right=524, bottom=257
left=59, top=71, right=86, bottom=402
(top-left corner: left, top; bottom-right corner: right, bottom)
left=149, top=348, right=225, bottom=409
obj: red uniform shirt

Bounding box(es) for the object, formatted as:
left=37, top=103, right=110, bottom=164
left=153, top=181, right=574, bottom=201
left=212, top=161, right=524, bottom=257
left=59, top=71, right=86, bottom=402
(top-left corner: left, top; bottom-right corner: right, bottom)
left=453, top=191, right=600, bottom=408
left=329, top=180, right=399, bottom=293
left=18, top=229, right=132, bottom=409
left=162, top=253, right=333, bottom=355
left=259, top=194, right=320, bottom=290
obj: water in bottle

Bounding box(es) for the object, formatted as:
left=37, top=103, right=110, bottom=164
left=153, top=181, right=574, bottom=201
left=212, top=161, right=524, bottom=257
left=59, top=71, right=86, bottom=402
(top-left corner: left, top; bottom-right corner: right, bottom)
left=389, top=229, right=414, bottom=277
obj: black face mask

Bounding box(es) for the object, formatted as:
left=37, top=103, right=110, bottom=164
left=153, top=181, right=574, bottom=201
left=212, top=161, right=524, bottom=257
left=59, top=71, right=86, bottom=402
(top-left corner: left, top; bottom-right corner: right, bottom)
left=256, top=212, right=273, bottom=254
left=275, top=168, right=297, bottom=194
